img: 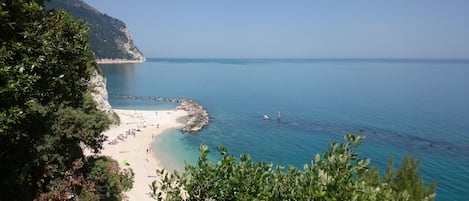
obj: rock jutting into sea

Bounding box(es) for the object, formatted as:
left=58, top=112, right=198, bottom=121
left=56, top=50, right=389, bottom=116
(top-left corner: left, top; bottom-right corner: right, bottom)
left=110, top=95, right=210, bottom=133
left=176, top=99, right=210, bottom=133
left=47, top=0, right=145, bottom=63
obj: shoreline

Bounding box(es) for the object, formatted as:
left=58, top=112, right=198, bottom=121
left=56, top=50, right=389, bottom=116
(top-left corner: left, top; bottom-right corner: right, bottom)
left=151, top=129, right=190, bottom=172
left=110, top=95, right=210, bottom=132
left=89, top=108, right=188, bottom=201
left=96, top=58, right=145, bottom=64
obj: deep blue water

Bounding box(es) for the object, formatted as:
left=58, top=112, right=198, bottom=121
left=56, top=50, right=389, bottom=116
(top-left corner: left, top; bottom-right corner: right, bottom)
left=100, top=58, right=469, bottom=201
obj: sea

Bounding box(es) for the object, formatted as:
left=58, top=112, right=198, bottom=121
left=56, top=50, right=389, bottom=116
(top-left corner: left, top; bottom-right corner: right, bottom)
left=100, top=58, right=469, bottom=201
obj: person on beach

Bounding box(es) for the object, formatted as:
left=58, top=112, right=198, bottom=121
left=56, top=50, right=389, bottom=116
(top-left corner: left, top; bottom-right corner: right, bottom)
left=146, top=148, right=149, bottom=154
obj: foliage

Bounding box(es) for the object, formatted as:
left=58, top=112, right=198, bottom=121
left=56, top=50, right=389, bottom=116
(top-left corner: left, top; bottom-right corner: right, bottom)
left=85, top=156, right=135, bottom=201
left=0, top=0, right=133, bottom=200
left=384, top=155, right=437, bottom=200
left=151, top=134, right=436, bottom=201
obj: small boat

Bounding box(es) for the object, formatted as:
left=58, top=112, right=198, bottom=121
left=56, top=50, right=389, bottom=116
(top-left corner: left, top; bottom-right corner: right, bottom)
left=263, top=115, right=270, bottom=120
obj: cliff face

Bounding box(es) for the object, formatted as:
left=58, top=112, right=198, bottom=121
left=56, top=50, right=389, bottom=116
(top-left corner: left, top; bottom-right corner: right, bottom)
left=89, top=70, right=118, bottom=123
left=118, top=28, right=145, bottom=61
left=47, top=0, right=145, bottom=62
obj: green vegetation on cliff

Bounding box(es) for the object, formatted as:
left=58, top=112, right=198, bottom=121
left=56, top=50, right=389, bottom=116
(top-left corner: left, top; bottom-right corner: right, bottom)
left=47, top=0, right=144, bottom=61
left=0, top=0, right=133, bottom=200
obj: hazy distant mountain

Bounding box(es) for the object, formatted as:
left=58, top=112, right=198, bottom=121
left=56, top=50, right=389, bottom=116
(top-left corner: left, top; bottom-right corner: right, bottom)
left=47, top=0, right=145, bottom=62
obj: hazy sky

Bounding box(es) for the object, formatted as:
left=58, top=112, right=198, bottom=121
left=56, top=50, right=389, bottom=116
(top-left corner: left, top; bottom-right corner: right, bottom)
left=84, top=0, right=469, bottom=59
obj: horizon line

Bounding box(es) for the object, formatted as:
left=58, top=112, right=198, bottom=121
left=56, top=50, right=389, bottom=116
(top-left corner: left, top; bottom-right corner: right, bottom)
left=146, top=57, right=469, bottom=61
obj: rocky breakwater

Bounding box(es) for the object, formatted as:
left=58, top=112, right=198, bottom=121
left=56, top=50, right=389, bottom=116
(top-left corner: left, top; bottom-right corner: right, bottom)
left=176, top=99, right=210, bottom=133
left=110, top=95, right=210, bottom=133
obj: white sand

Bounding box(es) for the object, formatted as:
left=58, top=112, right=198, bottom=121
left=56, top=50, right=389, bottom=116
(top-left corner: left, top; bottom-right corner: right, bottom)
left=90, top=109, right=188, bottom=201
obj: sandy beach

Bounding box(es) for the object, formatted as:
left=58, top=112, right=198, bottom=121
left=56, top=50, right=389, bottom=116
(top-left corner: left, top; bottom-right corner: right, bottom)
left=90, top=108, right=188, bottom=201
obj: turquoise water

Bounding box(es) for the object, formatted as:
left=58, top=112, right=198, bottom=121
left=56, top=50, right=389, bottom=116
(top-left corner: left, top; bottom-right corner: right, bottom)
left=100, top=59, right=469, bottom=200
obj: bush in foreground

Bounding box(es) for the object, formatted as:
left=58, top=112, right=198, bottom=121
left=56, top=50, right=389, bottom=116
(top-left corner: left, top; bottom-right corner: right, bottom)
left=151, top=134, right=435, bottom=201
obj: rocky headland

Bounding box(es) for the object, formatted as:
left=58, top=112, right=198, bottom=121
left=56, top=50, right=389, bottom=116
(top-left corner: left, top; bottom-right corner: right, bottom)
left=47, top=0, right=145, bottom=63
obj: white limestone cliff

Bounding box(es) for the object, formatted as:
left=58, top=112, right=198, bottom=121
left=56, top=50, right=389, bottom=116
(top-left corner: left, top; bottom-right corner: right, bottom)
left=89, top=70, right=116, bottom=122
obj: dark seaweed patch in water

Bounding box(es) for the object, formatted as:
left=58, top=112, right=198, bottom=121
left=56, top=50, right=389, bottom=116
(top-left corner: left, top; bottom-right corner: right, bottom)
left=280, top=119, right=469, bottom=160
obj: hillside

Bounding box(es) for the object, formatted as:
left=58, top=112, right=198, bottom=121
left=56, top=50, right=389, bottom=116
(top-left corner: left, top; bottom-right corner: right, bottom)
left=47, top=0, right=145, bottom=62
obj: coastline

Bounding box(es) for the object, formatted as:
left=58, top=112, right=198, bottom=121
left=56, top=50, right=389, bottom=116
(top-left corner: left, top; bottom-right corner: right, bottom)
left=88, top=108, right=187, bottom=201
left=110, top=95, right=210, bottom=133
left=96, top=58, right=145, bottom=64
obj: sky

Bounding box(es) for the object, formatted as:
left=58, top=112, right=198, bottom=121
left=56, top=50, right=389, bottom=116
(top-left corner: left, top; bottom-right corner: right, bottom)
left=84, top=0, right=469, bottom=59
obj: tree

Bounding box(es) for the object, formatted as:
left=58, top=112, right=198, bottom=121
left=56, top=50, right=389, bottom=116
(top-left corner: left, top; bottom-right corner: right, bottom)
left=0, top=0, right=133, bottom=200
left=151, top=134, right=436, bottom=201
left=84, top=156, right=134, bottom=201
left=383, top=155, right=436, bottom=200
